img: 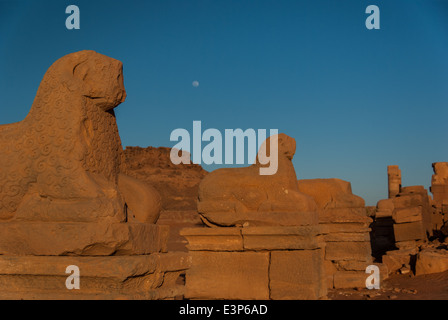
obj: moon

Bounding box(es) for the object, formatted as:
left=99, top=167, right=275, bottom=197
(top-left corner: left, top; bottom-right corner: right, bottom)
left=192, top=80, right=199, bottom=87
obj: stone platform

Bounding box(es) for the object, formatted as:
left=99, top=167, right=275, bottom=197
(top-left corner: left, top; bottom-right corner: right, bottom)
left=0, top=222, right=169, bottom=256
left=0, top=222, right=191, bottom=300
left=0, top=253, right=191, bottom=300
left=180, top=226, right=327, bottom=300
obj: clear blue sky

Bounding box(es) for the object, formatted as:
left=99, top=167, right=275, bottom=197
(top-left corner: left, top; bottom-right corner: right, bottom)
left=1, top=0, right=447, bottom=205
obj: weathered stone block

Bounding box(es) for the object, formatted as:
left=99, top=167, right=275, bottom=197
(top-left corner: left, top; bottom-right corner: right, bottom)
left=180, top=227, right=243, bottom=251
left=185, top=251, right=270, bottom=300
left=392, top=206, right=423, bottom=224
left=325, top=242, right=371, bottom=262
left=320, top=223, right=370, bottom=235
left=0, top=253, right=191, bottom=300
left=270, top=249, right=326, bottom=299
left=337, top=259, right=374, bottom=271
left=393, top=222, right=425, bottom=242
left=415, top=249, right=448, bottom=275
left=324, top=232, right=370, bottom=242
left=0, top=222, right=169, bottom=256
left=333, top=271, right=367, bottom=289
left=319, top=208, right=371, bottom=224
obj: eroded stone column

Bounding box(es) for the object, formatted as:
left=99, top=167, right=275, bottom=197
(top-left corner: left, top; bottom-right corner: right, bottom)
left=388, top=165, right=402, bottom=199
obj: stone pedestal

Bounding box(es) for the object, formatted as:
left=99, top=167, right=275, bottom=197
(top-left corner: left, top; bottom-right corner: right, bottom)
left=0, top=253, right=191, bottom=300
left=180, top=226, right=327, bottom=300
left=319, top=210, right=374, bottom=289
left=297, top=179, right=375, bottom=289
left=0, top=223, right=191, bottom=300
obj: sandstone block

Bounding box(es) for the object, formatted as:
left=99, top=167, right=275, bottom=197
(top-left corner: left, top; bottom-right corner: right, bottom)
left=180, top=227, right=243, bottom=251
left=185, top=251, right=270, bottom=300
left=320, top=223, right=370, bottom=235
left=0, top=253, right=190, bottom=299
left=392, top=206, right=423, bottom=224
left=0, top=222, right=169, bottom=256
left=395, top=240, right=424, bottom=250
left=393, top=222, right=425, bottom=242
left=241, top=226, right=323, bottom=250
left=319, top=208, right=371, bottom=224
left=270, top=249, right=327, bottom=299
left=297, top=178, right=365, bottom=209
left=324, top=232, right=370, bottom=242
left=0, top=50, right=161, bottom=225
left=197, top=134, right=319, bottom=227
left=393, top=194, right=427, bottom=209
left=337, top=259, right=374, bottom=271
left=415, top=249, right=448, bottom=275
left=333, top=271, right=367, bottom=289
left=377, top=199, right=395, bottom=211
left=325, top=242, right=371, bottom=262
left=382, top=250, right=413, bottom=274
left=376, top=210, right=393, bottom=219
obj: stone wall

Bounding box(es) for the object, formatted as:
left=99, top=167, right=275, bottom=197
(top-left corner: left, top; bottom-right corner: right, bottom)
left=297, top=178, right=375, bottom=289
left=181, top=226, right=327, bottom=300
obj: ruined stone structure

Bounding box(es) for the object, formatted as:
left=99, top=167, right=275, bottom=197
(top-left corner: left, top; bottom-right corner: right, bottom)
left=388, top=165, right=402, bottom=199
left=0, top=51, right=190, bottom=299
left=377, top=165, right=434, bottom=276
left=297, top=179, right=375, bottom=289
left=430, top=162, right=448, bottom=233
left=182, top=134, right=327, bottom=299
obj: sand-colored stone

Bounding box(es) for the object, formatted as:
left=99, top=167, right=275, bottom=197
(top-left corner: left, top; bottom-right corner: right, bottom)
left=393, top=192, right=429, bottom=210
left=180, top=227, right=243, bottom=251
left=388, top=165, right=402, bottom=198
left=324, top=260, right=337, bottom=289
left=376, top=199, right=395, bottom=218
left=123, top=146, right=207, bottom=211
left=320, top=223, right=370, bottom=234
left=333, top=271, right=367, bottom=289
left=270, top=249, right=326, bottom=300
left=337, top=260, right=374, bottom=271
left=323, top=232, right=370, bottom=242
left=0, top=253, right=191, bottom=300
left=118, top=174, right=161, bottom=224
left=432, top=162, right=448, bottom=185
left=318, top=208, right=371, bottom=224
left=392, top=206, right=423, bottom=224
left=325, top=242, right=371, bottom=262
left=197, top=134, right=318, bottom=227
left=0, top=51, right=184, bottom=300
left=297, top=178, right=372, bottom=289
left=297, top=178, right=365, bottom=209
left=0, top=50, right=160, bottom=224
left=382, top=249, right=417, bottom=274
left=393, top=222, right=426, bottom=242
left=0, top=222, right=169, bottom=256
left=430, top=162, right=448, bottom=236
left=241, top=226, right=323, bottom=250
left=415, top=248, right=448, bottom=275
left=185, top=251, right=270, bottom=300
left=182, top=225, right=327, bottom=299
